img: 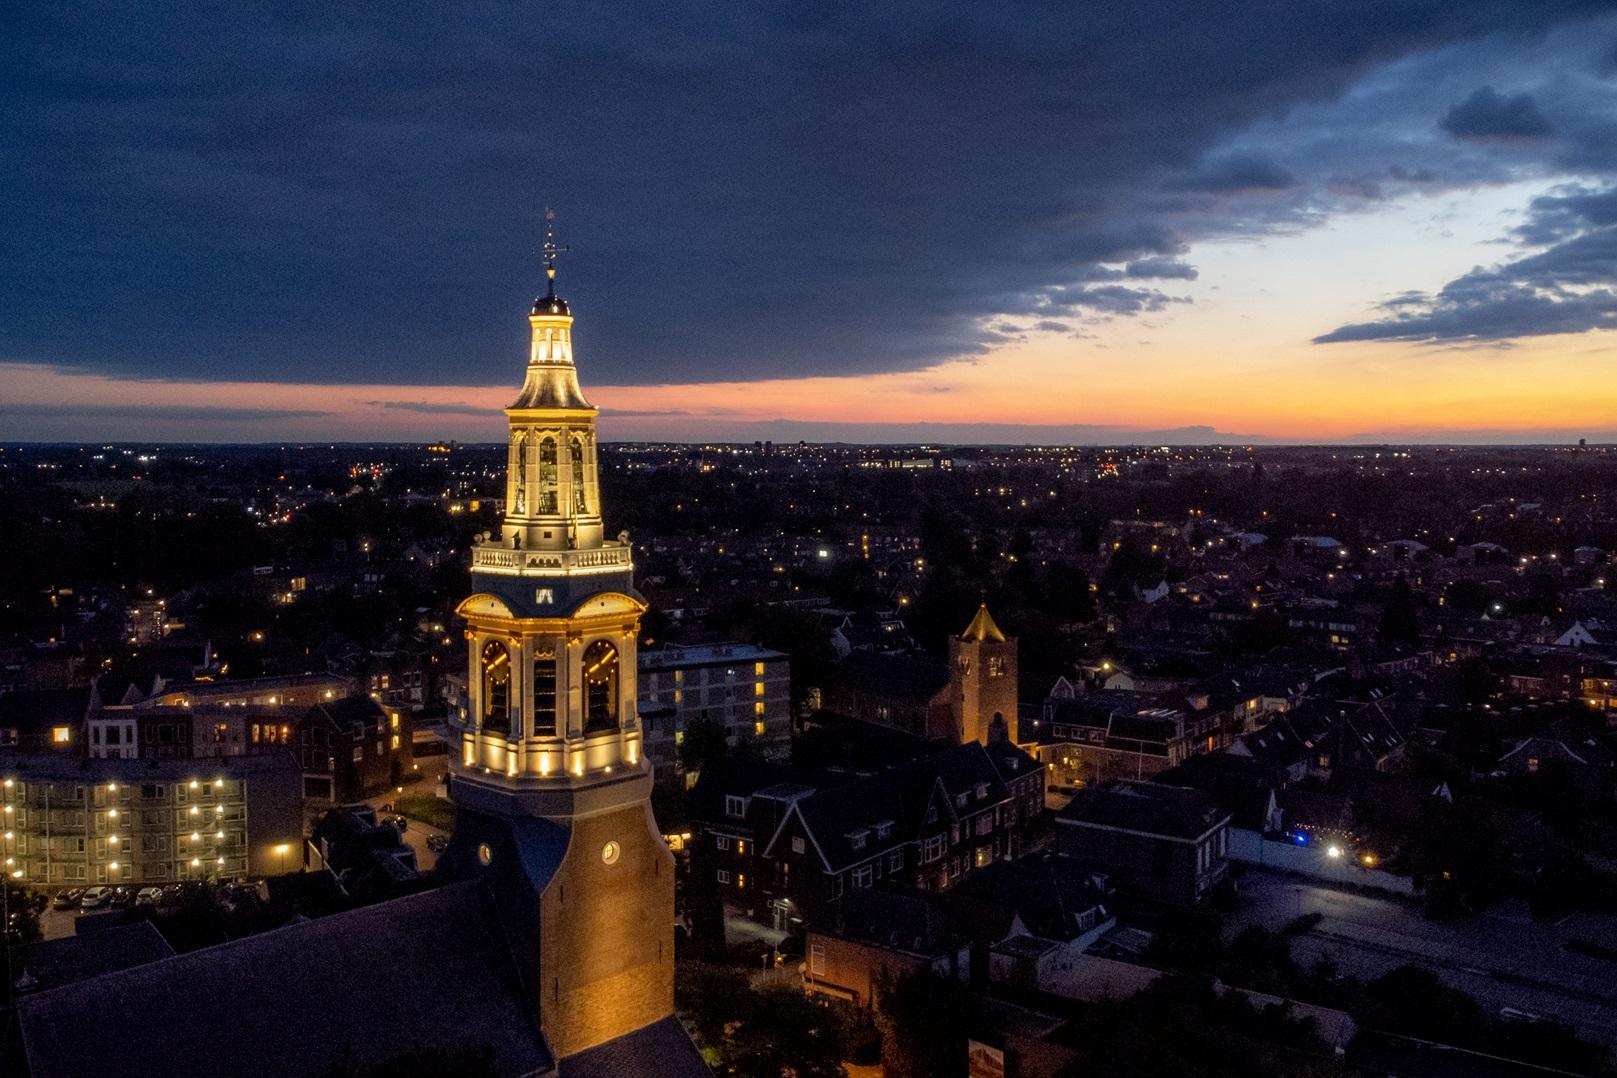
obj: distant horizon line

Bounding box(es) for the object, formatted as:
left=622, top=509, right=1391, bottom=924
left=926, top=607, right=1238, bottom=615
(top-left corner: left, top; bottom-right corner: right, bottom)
left=4, top=439, right=1613, bottom=450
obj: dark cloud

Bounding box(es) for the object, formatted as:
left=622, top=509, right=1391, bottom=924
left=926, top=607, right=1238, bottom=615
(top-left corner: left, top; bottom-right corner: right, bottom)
left=2, top=2, right=1611, bottom=388
left=1124, top=257, right=1199, bottom=280
left=1316, top=183, right=1617, bottom=344
left=1174, top=153, right=1298, bottom=193
left=1033, top=320, right=1072, bottom=333
left=1439, top=87, right=1555, bottom=139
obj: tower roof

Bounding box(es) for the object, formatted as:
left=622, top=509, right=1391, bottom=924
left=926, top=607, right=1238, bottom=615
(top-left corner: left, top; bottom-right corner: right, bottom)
left=532, top=291, right=571, bottom=317
left=961, top=603, right=1006, bottom=642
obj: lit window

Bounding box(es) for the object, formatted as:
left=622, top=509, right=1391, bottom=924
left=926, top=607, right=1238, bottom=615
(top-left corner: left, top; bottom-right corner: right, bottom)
left=51, top=727, right=71, bottom=744
left=754, top=721, right=765, bottom=737
left=754, top=662, right=765, bottom=676
left=754, top=682, right=764, bottom=697
left=754, top=701, right=766, bottom=717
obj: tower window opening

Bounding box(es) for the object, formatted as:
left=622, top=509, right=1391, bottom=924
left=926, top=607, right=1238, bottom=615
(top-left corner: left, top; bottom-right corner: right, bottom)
left=533, top=656, right=558, bottom=736
left=538, top=437, right=559, bottom=514
left=582, top=639, right=620, bottom=734
left=513, top=432, right=530, bottom=515
left=481, top=641, right=512, bottom=737
left=571, top=437, right=588, bottom=514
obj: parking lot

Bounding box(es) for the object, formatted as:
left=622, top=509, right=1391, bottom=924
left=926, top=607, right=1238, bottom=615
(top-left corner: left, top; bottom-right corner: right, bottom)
left=34, top=880, right=265, bottom=941
left=1232, top=867, right=1617, bottom=1044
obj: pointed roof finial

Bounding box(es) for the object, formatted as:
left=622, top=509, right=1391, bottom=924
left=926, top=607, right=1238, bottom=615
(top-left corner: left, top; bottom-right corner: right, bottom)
left=532, top=208, right=573, bottom=316
left=541, top=207, right=570, bottom=296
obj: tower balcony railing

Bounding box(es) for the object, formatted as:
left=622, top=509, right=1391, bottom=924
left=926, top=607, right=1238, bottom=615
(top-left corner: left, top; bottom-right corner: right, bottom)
left=472, top=542, right=631, bottom=575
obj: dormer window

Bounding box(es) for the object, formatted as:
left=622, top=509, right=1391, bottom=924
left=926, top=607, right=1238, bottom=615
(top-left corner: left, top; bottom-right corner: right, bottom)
left=848, top=829, right=869, bottom=851
left=873, top=820, right=893, bottom=840
left=975, top=782, right=989, bottom=800
left=955, top=792, right=969, bottom=809
left=724, top=795, right=747, bottom=818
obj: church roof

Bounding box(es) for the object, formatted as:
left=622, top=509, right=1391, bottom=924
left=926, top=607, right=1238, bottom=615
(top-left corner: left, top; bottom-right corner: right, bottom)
left=15, top=881, right=553, bottom=1078
left=960, top=603, right=1006, bottom=642
left=558, top=1016, right=712, bottom=1078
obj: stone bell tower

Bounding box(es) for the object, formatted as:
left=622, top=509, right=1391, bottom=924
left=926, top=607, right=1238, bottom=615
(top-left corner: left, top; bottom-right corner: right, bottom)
left=448, top=214, right=675, bottom=1061
left=950, top=603, right=1019, bottom=746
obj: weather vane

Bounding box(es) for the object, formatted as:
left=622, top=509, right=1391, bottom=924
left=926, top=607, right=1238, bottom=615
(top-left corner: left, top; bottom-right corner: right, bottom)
left=541, top=207, right=570, bottom=281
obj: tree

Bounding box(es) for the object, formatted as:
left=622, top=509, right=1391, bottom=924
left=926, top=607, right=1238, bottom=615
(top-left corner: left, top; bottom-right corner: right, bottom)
left=751, top=607, right=837, bottom=714
left=1055, top=974, right=1332, bottom=1078
left=1377, top=573, right=1420, bottom=650
left=1, top=881, right=44, bottom=946
left=877, top=971, right=983, bottom=1078
left=678, top=717, right=732, bottom=777
left=676, top=962, right=850, bottom=1078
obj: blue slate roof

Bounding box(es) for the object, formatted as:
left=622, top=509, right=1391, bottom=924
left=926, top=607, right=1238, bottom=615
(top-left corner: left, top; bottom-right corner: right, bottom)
left=16, top=881, right=552, bottom=1078
left=558, top=1016, right=711, bottom=1078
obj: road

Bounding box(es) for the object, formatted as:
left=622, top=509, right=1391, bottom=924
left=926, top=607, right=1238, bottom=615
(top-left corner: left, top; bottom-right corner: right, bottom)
left=1232, top=868, right=1617, bottom=1044
left=364, top=758, right=452, bottom=872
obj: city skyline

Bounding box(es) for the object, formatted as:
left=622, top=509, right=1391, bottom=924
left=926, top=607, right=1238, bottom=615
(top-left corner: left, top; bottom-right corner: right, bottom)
left=6, top=4, right=1617, bottom=443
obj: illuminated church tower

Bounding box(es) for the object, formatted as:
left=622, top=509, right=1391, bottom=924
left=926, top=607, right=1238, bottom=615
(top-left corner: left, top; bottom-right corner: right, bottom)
left=448, top=215, right=678, bottom=1062
left=949, top=603, right=1018, bottom=746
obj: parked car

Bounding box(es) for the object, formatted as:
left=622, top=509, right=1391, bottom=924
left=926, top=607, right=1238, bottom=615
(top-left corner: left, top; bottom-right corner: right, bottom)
left=109, top=886, right=137, bottom=909
left=135, top=887, right=163, bottom=906
left=387, top=815, right=409, bottom=832
left=426, top=833, right=450, bottom=853
left=159, top=884, right=184, bottom=906
left=50, top=889, right=84, bottom=911
left=79, top=886, right=113, bottom=909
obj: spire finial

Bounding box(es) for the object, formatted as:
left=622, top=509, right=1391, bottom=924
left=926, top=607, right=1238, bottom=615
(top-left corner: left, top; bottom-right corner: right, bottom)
left=541, top=207, right=570, bottom=297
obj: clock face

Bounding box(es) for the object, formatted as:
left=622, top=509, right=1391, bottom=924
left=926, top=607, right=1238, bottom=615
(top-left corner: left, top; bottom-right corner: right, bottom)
left=601, top=840, right=621, bottom=865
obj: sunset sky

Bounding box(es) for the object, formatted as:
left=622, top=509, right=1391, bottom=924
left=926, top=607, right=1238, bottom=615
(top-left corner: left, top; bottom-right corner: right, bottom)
left=5, top=3, right=1617, bottom=444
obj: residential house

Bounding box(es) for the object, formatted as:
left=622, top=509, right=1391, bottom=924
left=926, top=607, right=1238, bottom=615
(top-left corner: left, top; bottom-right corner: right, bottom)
left=1055, top=780, right=1230, bottom=907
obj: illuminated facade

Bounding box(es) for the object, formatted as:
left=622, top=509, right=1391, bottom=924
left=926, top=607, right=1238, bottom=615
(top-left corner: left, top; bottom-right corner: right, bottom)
left=0, top=753, right=304, bottom=885
left=447, top=240, right=680, bottom=1061
left=949, top=604, right=1018, bottom=746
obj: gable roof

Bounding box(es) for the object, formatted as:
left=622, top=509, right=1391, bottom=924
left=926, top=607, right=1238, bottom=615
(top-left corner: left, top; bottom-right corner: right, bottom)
left=1057, top=780, right=1227, bottom=841
left=558, top=1016, right=710, bottom=1078
left=808, top=888, right=962, bottom=957
left=13, top=920, right=174, bottom=996
left=16, top=881, right=552, bottom=1078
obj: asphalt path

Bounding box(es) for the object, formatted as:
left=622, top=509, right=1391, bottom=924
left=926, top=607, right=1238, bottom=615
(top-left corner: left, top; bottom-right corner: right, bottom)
left=1232, top=868, right=1617, bottom=1044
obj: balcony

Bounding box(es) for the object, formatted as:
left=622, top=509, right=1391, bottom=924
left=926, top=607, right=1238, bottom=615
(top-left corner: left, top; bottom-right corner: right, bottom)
left=471, top=542, right=631, bottom=576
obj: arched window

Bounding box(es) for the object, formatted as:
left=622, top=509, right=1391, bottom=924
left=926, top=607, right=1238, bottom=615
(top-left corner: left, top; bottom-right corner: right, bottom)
left=571, top=437, right=588, bottom=514
left=513, top=432, right=529, bottom=515
left=582, top=639, right=619, bottom=734
left=533, top=653, right=557, bottom=737
left=537, top=437, right=559, bottom=514
left=481, top=641, right=511, bottom=737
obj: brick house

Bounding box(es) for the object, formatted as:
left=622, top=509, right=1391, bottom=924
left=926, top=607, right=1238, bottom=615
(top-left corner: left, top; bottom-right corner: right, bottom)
left=1055, top=779, right=1230, bottom=907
